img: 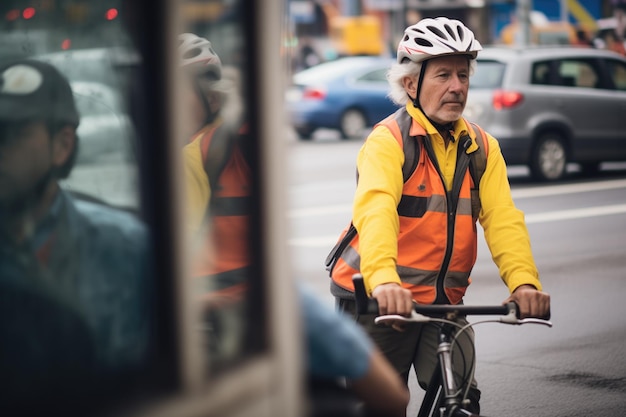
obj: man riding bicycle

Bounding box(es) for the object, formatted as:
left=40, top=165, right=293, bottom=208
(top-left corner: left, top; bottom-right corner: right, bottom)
left=326, top=17, right=551, bottom=414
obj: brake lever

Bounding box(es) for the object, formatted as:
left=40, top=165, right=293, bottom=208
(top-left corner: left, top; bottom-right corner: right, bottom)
left=374, top=310, right=431, bottom=325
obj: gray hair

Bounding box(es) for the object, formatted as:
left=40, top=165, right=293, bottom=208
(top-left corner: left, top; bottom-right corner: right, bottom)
left=386, top=58, right=478, bottom=106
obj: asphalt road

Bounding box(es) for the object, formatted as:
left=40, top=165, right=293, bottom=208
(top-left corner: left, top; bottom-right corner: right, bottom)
left=286, top=129, right=626, bottom=417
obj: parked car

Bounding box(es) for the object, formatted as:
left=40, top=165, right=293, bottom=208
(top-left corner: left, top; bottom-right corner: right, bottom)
left=464, top=45, right=626, bottom=181
left=286, top=56, right=399, bottom=140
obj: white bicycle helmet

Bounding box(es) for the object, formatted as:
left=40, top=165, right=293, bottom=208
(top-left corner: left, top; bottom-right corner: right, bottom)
left=397, top=17, right=482, bottom=64
left=178, top=33, right=222, bottom=79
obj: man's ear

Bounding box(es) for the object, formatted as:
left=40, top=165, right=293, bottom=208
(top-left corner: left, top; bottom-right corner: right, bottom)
left=402, top=76, right=417, bottom=100
left=51, top=126, right=76, bottom=168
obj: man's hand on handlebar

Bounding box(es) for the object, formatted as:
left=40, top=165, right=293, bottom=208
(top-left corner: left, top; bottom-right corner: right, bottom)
left=505, top=284, right=551, bottom=320
left=371, top=283, right=413, bottom=331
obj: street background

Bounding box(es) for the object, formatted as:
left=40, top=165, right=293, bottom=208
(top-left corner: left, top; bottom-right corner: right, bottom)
left=285, top=128, right=626, bottom=416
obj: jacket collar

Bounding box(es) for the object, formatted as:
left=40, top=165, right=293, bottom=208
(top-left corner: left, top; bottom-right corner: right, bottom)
left=404, top=103, right=479, bottom=154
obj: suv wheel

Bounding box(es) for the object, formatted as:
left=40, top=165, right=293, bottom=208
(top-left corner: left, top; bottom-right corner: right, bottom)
left=530, top=132, right=567, bottom=182
left=296, top=127, right=314, bottom=141
left=340, top=109, right=367, bottom=140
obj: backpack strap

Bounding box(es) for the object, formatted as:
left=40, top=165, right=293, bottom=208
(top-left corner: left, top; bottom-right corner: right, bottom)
left=467, top=121, right=489, bottom=189
left=396, top=108, right=420, bottom=183
left=467, top=121, right=489, bottom=220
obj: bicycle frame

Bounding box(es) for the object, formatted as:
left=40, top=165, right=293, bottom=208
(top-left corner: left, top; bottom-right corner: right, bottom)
left=418, top=320, right=477, bottom=417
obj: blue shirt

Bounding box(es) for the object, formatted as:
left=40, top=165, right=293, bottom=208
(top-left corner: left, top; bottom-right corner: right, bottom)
left=299, top=285, right=373, bottom=379
left=0, top=189, right=151, bottom=371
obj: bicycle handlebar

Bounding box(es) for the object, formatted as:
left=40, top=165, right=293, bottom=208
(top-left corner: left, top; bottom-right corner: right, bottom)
left=353, top=275, right=552, bottom=327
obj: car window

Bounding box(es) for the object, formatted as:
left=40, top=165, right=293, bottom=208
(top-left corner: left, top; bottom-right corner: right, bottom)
left=532, top=62, right=552, bottom=85
left=606, top=58, right=626, bottom=91
left=471, top=60, right=505, bottom=89
left=357, top=67, right=388, bottom=82
left=557, top=59, right=600, bottom=89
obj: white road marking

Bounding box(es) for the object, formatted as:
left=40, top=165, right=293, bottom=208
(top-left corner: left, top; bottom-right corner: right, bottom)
left=288, top=179, right=626, bottom=247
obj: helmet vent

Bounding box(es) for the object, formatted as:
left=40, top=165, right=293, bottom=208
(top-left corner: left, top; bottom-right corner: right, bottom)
left=426, top=25, right=447, bottom=40
left=415, top=38, right=433, bottom=47
left=456, top=26, right=465, bottom=42
left=183, top=48, right=202, bottom=59
left=444, top=24, right=457, bottom=40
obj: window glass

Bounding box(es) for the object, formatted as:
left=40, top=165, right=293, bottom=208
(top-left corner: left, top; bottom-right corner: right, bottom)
left=358, top=67, right=388, bottom=83
left=1, top=1, right=268, bottom=414
left=0, top=0, right=153, bottom=413
left=178, top=0, right=266, bottom=378
left=607, top=59, right=626, bottom=91
left=471, top=60, right=505, bottom=89
left=557, top=60, right=599, bottom=89
left=531, top=61, right=551, bottom=85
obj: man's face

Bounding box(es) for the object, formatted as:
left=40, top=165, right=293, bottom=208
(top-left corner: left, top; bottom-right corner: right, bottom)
left=418, top=55, right=470, bottom=125
left=0, top=122, right=54, bottom=208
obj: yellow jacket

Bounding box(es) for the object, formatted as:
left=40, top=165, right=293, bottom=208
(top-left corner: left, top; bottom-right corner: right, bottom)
left=353, top=104, right=541, bottom=296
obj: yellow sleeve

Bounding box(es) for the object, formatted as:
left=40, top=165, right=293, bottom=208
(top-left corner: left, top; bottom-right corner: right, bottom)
left=478, top=134, right=542, bottom=293
left=182, top=138, right=210, bottom=232
left=353, top=126, right=405, bottom=295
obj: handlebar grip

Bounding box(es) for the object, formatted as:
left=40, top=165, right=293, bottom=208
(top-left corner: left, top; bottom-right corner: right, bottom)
left=353, top=274, right=379, bottom=314
left=505, top=301, right=520, bottom=319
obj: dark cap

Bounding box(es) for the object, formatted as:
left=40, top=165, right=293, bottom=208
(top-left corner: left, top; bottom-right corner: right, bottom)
left=0, top=58, right=79, bottom=127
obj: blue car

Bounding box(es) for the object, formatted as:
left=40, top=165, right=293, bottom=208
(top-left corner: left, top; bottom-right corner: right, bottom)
left=286, top=56, right=399, bottom=140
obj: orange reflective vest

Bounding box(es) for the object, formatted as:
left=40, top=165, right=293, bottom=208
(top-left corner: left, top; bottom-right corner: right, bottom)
left=327, top=109, right=488, bottom=305
left=190, top=123, right=251, bottom=290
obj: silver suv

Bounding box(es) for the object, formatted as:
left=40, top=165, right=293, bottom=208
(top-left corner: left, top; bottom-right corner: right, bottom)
left=464, top=46, right=626, bottom=181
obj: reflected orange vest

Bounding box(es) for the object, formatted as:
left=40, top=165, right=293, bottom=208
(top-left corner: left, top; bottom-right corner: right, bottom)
left=191, top=123, right=251, bottom=287
left=327, top=109, right=488, bottom=305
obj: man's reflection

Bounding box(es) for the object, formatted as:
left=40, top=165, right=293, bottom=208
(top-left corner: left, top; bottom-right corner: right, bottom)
left=178, top=33, right=251, bottom=372
left=0, top=58, right=150, bottom=409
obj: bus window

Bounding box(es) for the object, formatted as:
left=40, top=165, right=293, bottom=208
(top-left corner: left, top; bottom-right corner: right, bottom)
left=177, top=0, right=264, bottom=378
left=0, top=0, right=302, bottom=416
left=0, top=0, right=153, bottom=414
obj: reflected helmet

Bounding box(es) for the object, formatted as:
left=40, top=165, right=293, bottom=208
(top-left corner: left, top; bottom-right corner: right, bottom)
left=397, top=17, right=482, bottom=64
left=178, top=33, right=222, bottom=80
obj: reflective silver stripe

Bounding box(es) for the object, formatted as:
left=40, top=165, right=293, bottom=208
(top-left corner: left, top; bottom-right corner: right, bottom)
left=341, top=244, right=361, bottom=271
left=397, top=195, right=472, bottom=217
left=442, top=270, right=471, bottom=288
left=397, top=266, right=438, bottom=286
left=428, top=194, right=446, bottom=213
left=397, top=265, right=470, bottom=288
left=456, top=197, right=473, bottom=216
left=211, top=196, right=251, bottom=216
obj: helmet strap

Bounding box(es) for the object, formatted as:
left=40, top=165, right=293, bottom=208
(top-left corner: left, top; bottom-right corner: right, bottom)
left=409, top=60, right=454, bottom=135
left=411, top=60, right=428, bottom=111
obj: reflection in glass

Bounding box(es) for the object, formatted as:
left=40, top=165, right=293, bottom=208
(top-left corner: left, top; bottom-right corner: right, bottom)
left=0, top=1, right=149, bottom=413
left=178, top=0, right=258, bottom=376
